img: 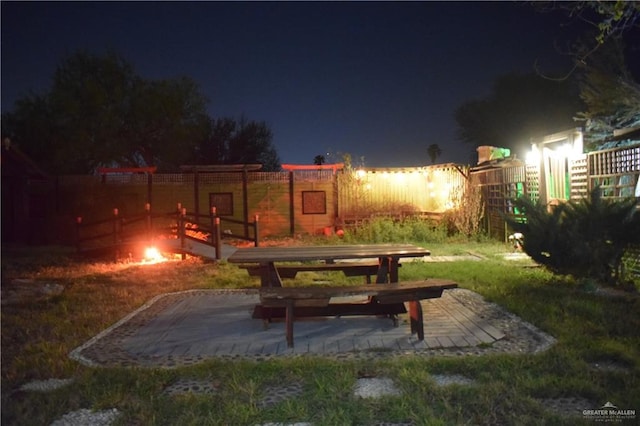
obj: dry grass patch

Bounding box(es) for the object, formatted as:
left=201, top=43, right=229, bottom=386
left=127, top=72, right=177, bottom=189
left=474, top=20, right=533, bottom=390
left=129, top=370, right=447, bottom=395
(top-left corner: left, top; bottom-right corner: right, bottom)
left=1, top=249, right=254, bottom=389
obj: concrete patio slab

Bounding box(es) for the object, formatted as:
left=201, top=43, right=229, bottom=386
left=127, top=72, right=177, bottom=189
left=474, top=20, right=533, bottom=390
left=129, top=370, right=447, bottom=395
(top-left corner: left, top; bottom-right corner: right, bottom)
left=70, top=288, right=555, bottom=367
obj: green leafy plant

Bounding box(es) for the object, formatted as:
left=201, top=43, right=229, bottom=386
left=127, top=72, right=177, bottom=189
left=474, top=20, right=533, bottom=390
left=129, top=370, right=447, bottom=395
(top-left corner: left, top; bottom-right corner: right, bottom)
left=343, top=216, right=449, bottom=244
left=506, top=187, right=640, bottom=287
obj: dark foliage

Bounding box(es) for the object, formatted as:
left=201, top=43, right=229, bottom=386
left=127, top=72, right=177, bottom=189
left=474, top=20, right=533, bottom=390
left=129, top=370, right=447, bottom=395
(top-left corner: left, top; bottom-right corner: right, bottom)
left=506, top=187, right=640, bottom=287
left=1, top=50, right=281, bottom=174
left=454, top=72, right=583, bottom=155
left=190, top=117, right=281, bottom=172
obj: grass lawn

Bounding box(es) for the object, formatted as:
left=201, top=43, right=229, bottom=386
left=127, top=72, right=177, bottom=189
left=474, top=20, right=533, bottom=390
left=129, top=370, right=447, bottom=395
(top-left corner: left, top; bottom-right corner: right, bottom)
left=1, top=240, right=639, bottom=425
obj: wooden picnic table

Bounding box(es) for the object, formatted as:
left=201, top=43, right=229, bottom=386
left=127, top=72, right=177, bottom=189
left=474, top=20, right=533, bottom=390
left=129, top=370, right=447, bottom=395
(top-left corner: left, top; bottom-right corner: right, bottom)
left=227, top=243, right=430, bottom=287
left=227, top=244, right=446, bottom=347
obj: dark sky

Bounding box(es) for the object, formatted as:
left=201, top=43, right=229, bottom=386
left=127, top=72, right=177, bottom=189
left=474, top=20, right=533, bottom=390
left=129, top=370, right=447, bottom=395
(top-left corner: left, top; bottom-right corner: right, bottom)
left=1, top=1, right=578, bottom=167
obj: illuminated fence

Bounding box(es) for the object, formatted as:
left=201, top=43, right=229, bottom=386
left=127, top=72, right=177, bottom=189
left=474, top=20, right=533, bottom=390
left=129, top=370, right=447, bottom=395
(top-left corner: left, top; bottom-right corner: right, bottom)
left=471, top=164, right=533, bottom=241
left=336, top=164, right=467, bottom=223
left=14, top=142, right=640, bottom=246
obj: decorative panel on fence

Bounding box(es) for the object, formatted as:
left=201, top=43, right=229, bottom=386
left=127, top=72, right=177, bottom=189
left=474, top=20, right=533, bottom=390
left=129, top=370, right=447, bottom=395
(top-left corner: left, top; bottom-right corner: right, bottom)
left=525, top=164, right=540, bottom=203
left=587, top=144, right=640, bottom=198
left=569, top=155, right=588, bottom=200
left=472, top=164, right=528, bottom=241
left=336, top=165, right=466, bottom=223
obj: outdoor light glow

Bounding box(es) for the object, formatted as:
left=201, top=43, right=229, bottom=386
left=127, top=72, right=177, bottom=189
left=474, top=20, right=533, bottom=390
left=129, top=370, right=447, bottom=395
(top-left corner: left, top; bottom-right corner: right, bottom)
left=526, top=146, right=540, bottom=165
left=143, top=246, right=165, bottom=264
left=356, top=169, right=366, bottom=179
left=560, top=143, right=573, bottom=157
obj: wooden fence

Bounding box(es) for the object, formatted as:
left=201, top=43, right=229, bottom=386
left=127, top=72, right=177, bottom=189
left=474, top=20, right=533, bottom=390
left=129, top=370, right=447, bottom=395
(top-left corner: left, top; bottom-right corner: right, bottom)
left=470, top=143, right=640, bottom=240
left=6, top=143, right=640, bottom=246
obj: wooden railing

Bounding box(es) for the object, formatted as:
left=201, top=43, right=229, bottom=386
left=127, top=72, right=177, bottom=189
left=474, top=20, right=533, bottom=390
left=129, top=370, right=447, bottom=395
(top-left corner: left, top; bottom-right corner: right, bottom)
left=174, top=205, right=259, bottom=260
left=75, top=203, right=259, bottom=261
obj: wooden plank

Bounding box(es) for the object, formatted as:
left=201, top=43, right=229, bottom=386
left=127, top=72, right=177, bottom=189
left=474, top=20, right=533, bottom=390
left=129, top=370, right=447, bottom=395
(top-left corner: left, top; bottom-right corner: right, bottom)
left=228, top=244, right=430, bottom=263
left=242, top=262, right=382, bottom=278
left=252, top=303, right=407, bottom=319
left=259, top=279, right=458, bottom=302
left=261, top=297, right=331, bottom=308
left=259, top=279, right=457, bottom=347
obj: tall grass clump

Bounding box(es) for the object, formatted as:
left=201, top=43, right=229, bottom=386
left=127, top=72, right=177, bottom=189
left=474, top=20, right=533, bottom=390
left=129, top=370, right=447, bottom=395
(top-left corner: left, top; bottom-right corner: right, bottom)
left=341, top=216, right=450, bottom=244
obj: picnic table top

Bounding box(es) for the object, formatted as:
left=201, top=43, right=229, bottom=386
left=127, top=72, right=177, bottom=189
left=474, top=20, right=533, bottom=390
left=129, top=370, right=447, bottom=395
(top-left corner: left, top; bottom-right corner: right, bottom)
left=226, top=244, right=430, bottom=264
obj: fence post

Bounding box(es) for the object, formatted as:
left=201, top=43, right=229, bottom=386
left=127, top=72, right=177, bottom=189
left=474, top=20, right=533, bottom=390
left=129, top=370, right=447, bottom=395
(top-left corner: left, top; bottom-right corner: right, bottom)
left=210, top=206, right=216, bottom=244
left=254, top=214, right=259, bottom=247
left=176, top=203, right=182, bottom=238
left=180, top=207, right=187, bottom=260
left=113, top=208, right=120, bottom=261
left=214, top=217, right=222, bottom=260
left=145, top=202, right=152, bottom=243
left=76, top=216, right=82, bottom=253
left=210, top=206, right=220, bottom=259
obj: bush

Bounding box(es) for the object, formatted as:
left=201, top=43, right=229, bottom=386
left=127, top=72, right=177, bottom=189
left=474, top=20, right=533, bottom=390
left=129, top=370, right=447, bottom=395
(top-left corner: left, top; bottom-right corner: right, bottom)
left=343, top=216, right=450, bottom=244
left=506, top=187, right=640, bottom=287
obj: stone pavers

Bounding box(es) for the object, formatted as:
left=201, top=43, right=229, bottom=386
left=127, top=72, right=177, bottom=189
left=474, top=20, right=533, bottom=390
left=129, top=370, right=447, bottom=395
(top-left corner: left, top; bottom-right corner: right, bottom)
left=69, top=288, right=553, bottom=367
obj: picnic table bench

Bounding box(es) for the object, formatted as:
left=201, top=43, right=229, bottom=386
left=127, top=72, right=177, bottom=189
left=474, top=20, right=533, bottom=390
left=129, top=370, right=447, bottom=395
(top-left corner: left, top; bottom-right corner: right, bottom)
left=242, top=261, right=396, bottom=283
left=260, top=279, right=458, bottom=347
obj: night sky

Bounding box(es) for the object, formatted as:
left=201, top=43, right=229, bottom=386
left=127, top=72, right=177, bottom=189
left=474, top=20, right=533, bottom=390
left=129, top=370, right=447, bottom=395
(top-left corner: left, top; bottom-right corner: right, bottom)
left=1, top=1, right=579, bottom=167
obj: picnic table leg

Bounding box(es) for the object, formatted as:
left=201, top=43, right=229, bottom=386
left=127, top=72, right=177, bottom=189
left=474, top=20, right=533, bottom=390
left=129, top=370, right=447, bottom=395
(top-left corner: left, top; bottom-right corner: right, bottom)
left=408, top=300, right=424, bottom=340
left=285, top=299, right=295, bottom=348
left=376, top=257, right=390, bottom=283
left=389, top=257, right=400, bottom=283
left=375, top=256, right=401, bottom=283
left=259, top=262, right=284, bottom=287
left=262, top=306, right=272, bottom=329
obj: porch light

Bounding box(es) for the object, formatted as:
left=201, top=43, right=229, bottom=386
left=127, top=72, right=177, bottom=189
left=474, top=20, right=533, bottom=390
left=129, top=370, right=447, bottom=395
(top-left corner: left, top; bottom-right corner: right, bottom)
left=560, top=143, right=574, bottom=157
left=526, top=146, right=540, bottom=166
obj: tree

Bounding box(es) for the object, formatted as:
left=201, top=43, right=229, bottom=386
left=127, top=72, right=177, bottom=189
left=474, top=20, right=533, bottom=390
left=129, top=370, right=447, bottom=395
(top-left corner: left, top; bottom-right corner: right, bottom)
left=534, top=1, right=640, bottom=80
left=314, top=155, right=326, bottom=165
left=454, top=72, right=583, bottom=154
left=192, top=117, right=281, bottom=171
left=574, top=37, right=640, bottom=148
left=426, top=143, right=442, bottom=164
left=1, top=50, right=210, bottom=173
left=126, top=76, right=210, bottom=170
left=531, top=2, right=640, bottom=147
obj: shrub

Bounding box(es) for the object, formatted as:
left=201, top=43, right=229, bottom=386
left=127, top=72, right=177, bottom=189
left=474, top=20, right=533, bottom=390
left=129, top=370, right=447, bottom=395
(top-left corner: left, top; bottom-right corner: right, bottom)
left=445, top=184, right=484, bottom=238
left=344, top=216, right=450, bottom=244
left=506, top=187, right=640, bottom=287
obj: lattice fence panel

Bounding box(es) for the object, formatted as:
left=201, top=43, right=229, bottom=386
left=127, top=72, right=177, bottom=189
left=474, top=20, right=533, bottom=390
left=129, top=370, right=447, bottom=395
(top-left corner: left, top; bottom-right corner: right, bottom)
left=588, top=144, right=640, bottom=198
left=525, top=164, right=539, bottom=202
left=569, top=155, right=588, bottom=200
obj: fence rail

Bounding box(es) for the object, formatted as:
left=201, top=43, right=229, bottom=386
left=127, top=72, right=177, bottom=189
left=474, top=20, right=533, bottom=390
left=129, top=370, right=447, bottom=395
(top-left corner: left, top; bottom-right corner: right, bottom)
left=76, top=204, right=259, bottom=261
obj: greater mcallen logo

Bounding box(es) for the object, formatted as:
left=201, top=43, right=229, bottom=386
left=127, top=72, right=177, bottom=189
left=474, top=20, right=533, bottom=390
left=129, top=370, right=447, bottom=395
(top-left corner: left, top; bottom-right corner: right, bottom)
left=583, top=401, right=636, bottom=422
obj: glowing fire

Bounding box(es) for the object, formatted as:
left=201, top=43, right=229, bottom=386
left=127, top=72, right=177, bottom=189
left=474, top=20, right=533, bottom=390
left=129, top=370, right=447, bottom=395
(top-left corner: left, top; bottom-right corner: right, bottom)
left=143, top=246, right=166, bottom=263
